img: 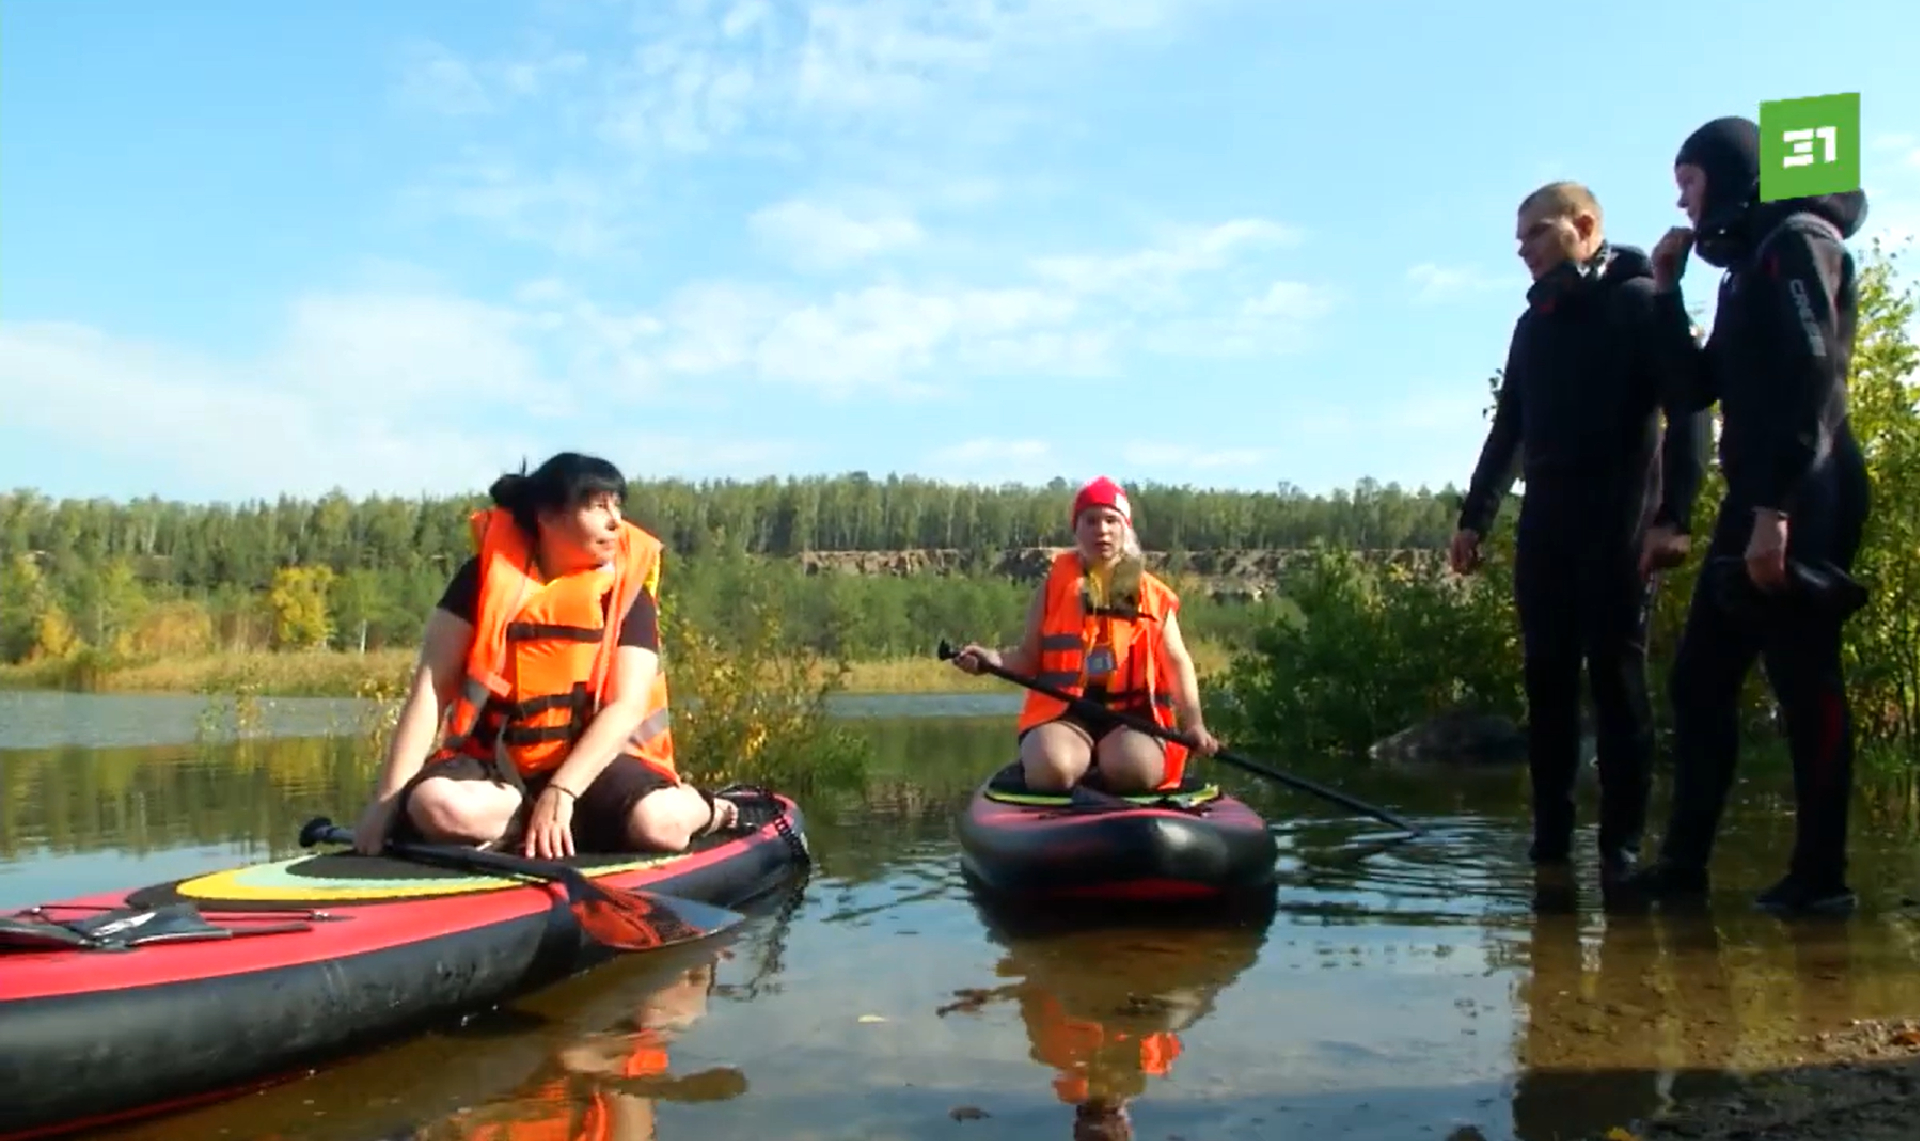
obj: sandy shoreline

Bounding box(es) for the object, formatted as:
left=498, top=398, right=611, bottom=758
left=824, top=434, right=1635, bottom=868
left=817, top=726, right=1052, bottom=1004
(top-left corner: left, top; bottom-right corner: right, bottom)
left=1580, top=1018, right=1920, bottom=1140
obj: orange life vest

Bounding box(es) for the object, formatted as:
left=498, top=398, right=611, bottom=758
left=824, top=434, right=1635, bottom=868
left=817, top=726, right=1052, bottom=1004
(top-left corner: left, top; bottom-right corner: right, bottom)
left=1015, top=550, right=1189, bottom=788
left=452, top=1030, right=670, bottom=1141
left=1028, top=991, right=1182, bottom=1105
left=433, top=506, right=676, bottom=782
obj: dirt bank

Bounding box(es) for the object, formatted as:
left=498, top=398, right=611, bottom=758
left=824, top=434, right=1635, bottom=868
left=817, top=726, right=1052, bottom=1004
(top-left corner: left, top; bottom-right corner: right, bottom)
left=793, top=546, right=1441, bottom=600
left=1581, top=1017, right=1920, bottom=1140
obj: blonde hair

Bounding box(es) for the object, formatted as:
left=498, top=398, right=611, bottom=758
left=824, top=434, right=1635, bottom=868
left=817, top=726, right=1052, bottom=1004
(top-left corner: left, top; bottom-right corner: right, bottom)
left=1519, top=180, right=1604, bottom=232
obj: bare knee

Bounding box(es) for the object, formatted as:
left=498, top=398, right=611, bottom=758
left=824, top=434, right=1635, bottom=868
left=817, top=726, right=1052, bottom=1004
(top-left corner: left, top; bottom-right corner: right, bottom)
left=408, top=778, right=519, bottom=844
left=1094, top=730, right=1167, bottom=792
left=1021, top=724, right=1091, bottom=791
left=624, top=786, right=708, bottom=852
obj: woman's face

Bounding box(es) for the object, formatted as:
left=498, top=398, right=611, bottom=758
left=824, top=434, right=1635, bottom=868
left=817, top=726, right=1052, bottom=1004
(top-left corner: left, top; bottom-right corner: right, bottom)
left=540, top=490, right=623, bottom=570
left=1074, top=505, right=1128, bottom=565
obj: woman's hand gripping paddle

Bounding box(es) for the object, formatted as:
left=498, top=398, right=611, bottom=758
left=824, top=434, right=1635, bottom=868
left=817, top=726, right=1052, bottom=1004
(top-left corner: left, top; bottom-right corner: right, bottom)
left=299, top=817, right=745, bottom=951
left=936, top=640, right=1423, bottom=836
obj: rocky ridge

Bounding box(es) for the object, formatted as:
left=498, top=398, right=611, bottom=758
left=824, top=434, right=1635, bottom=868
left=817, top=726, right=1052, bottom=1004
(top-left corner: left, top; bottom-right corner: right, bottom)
left=791, top=546, right=1443, bottom=601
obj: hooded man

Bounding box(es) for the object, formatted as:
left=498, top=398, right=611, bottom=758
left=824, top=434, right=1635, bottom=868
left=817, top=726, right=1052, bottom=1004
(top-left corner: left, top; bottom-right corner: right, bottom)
left=1452, top=180, right=1712, bottom=883
left=1627, top=115, right=1873, bottom=915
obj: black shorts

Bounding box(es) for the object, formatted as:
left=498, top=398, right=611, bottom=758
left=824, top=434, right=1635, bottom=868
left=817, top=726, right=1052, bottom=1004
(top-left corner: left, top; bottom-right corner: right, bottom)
left=1019, top=705, right=1167, bottom=752
left=392, top=751, right=677, bottom=853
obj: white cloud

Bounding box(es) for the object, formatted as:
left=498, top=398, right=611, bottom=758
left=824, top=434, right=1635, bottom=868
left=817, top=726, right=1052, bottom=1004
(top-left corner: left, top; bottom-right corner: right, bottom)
left=387, top=1, right=1218, bottom=254
left=932, top=437, right=1051, bottom=463
left=748, top=198, right=925, bottom=269
left=593, top=277, right=1088, bottom=397
left=0, top=201, right=1331, bottom=498
left=391, top=0, right=1201, bottom=150
left=403, top=151, right=635, bottom=257
left=1121, top=442, right=1270, bottom=470
left=1030, top=219, right=1301, bottom=306
left=924, top=437, right=1062, bottom=484
left=393, top=41, right=495, bottom=116
left=509, top=214, right=1326, bottom=396
left=0, top=290, right=797, bottom=500
left=1405, top=262, right=1514, bottom=304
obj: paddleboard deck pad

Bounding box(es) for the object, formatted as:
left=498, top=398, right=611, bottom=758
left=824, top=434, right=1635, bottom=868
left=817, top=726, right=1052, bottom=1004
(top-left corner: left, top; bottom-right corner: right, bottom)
left=0, top=789, right=808, bottom=1141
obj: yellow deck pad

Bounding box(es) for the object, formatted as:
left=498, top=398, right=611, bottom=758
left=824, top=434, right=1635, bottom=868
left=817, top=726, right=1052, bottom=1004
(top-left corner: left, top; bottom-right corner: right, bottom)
left=983, top=783, right=1222, bottom=809
left=167, top=850, right=688, bottom=905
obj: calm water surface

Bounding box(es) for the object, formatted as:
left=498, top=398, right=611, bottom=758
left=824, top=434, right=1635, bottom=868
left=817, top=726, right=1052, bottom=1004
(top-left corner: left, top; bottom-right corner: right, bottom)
left=4, top=692, right=1920, bottom=1141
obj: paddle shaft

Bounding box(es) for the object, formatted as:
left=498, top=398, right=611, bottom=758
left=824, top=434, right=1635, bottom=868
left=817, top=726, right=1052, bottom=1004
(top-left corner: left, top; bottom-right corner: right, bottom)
left=305, top=823, right=605, bottom=887
left=298, top=818, right=746, bottom=948
left=940, top=641, right=1423, bottom=835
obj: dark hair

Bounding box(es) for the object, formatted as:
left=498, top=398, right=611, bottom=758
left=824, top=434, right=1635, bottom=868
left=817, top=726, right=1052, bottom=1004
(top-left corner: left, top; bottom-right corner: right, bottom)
left=488, top=452, right=627, bottom=535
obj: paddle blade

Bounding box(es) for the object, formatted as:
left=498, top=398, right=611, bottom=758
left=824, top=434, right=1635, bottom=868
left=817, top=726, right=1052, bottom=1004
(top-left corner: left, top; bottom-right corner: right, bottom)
left=568, top=886, right=743, bottom=952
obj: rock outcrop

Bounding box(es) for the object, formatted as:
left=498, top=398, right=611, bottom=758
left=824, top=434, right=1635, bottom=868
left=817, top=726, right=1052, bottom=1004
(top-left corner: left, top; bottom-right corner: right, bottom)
left=791, top=546, right=1442, bottom=602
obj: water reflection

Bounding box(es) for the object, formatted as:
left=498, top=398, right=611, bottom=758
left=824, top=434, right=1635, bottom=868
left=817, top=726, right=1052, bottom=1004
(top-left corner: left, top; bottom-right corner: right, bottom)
left=942, top=899, right=1272, bottom=1140
left=414, top=955, right=742, bottom=1141
left=6, top=706, right=1920, bottom=1141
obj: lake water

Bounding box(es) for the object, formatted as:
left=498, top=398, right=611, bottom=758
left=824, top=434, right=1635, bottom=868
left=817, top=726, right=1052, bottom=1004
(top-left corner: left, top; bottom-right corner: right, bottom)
left=4, top=690, right=1920, bottom=1141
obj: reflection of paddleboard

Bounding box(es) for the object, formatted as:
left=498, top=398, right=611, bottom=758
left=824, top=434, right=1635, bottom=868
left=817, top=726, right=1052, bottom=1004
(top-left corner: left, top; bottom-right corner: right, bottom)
left=957, top=761, right=1278, bottom=903
left=0, top=792, right=808, bottom=1141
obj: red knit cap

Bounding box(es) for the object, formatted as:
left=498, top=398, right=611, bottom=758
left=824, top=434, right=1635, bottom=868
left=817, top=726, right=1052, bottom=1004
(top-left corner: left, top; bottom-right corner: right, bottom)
left=1071, top=475, right=1132, bottom=525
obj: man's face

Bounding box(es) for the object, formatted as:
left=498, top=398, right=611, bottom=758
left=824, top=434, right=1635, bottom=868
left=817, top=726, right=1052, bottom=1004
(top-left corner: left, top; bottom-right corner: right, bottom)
left=1515, top=205, right=1587, bottom=281
left=1674, top=162, right=1708, bottom=227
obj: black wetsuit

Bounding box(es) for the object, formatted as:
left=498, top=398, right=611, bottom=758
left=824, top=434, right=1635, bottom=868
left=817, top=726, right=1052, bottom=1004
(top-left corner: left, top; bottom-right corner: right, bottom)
left=1634, top=116, right=1872, bottom=912
left=1459, top=243, right=1711, bottom=868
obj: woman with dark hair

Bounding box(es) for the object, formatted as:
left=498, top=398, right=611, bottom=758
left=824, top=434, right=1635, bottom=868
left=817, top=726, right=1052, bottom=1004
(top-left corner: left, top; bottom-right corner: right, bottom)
left=1627, top=115, right=1871, bottom=915
left=351, top=452, right=751, bottom=860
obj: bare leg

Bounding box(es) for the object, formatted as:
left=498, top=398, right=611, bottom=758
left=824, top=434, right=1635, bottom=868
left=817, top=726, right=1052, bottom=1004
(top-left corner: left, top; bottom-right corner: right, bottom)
left=1092, top=728, right=1169, bottom=793
left=1020, top=721, right=1095, bottom=791
left=623, top=785, right=731, bottom=853
left=405, top=776, right=524, bottom=848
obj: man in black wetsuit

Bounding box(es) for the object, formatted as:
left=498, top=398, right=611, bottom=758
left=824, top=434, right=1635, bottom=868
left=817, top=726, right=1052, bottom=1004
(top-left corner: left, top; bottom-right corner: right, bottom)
left=1451, top=180, right=1710, bottom=880
left=1626, top=116, right=1872, bottom=915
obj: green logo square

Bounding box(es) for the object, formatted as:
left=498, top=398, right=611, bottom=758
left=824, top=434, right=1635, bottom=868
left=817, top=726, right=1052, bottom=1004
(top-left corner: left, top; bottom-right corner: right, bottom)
left=1758, top=92, right=1860, bottom=201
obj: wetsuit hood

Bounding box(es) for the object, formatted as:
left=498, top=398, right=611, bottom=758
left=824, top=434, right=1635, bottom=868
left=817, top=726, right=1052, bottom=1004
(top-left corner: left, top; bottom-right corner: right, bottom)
left=1677, top=115, right=1870, bottom=267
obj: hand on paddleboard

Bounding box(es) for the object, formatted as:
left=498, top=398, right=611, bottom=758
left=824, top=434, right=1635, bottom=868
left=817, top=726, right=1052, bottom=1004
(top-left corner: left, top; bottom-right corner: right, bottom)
left=352, top=796, right=399, bottom=856
left=525, top=785, right=578, bottom=860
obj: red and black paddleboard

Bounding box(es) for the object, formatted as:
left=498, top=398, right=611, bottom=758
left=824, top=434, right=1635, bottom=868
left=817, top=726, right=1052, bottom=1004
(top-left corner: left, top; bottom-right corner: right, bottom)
left=0, top=790, right=808, bottom=1141
left=956, top=762, right=1276, bottom=904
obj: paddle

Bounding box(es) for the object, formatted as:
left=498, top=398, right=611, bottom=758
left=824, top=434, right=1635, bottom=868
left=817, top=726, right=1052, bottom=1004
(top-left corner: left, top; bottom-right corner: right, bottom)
left=936, top=640, right=1423, bottom=836
left=298, top=817, right=745, bottom=952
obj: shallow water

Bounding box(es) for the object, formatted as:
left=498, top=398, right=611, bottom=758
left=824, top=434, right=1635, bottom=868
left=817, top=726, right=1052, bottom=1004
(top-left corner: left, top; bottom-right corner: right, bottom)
left=4, top=699, right=1920, bottom=1141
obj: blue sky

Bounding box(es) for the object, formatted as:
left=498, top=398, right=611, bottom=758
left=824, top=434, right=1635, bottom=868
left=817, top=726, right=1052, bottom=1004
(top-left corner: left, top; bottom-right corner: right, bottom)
left=3, top=0, right=1917, bottom=503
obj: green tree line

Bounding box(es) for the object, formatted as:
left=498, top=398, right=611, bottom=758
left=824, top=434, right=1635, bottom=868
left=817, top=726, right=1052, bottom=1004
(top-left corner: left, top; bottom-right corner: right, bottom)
left=0, top=475, right=1434, bottom=665
left=0, top=473, right=1459, bottom=576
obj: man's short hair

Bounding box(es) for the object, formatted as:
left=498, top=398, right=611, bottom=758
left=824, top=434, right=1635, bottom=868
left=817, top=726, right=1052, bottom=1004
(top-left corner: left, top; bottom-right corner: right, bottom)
left=1519, top=180, right=1604, bottom=228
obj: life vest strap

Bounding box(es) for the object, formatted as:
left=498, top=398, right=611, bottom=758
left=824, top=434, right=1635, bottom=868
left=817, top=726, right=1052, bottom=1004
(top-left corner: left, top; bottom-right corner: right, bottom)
left=501, top=723, right=583, bottom=746
left=504, top=620, right=603, bottom=643
left=499, top=688, right=592, bottom=720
